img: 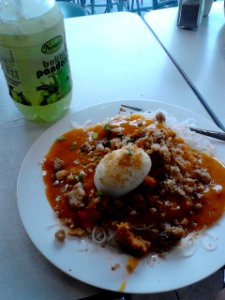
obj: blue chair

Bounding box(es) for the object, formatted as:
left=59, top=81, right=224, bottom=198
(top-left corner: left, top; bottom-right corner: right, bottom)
left=56, top=1, right=88, bottom=18
left=88, top=0, right=117, bottom=14
left=76, top=0, right=129, bottom=15
left=152, top=0, right=177, bottom=10
left=130, top=0, right=177, bottom=15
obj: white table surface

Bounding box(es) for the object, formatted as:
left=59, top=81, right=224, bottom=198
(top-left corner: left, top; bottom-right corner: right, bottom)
left=0, top=11, right=223, bottom=300
left=144, top=1, right=225, bottom=129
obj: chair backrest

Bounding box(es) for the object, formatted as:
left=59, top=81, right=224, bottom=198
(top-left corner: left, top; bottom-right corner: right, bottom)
left=56, top=1, right=88, bottom=18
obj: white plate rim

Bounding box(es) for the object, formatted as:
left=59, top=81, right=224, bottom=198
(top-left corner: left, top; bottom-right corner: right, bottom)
left=17, top=99, right=225, bottom=294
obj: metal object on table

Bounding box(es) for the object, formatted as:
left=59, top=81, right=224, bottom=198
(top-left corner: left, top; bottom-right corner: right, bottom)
left=120, top=104, right=225, bottom=141
left=177, top=0, right=204, bottom=30
left=188, top=127, right=225, bottom=141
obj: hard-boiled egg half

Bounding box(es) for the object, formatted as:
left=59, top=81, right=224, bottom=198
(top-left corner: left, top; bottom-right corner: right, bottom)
left=94, top=144, right=152, bottom=196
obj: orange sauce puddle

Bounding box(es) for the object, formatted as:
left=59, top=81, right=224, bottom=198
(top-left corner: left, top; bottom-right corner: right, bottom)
left=118, top=257, right=140, bottom=292
left=119, top=280, right=126, bottom=292
left=126, top=257, right=140, bottom=274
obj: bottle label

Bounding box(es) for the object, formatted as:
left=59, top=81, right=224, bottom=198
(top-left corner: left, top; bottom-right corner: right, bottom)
left=0, top=18, right=72, bottom=107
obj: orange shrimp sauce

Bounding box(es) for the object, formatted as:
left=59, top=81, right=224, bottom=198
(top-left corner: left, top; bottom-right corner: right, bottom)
left=42, top=115, right=151, bottom=229
left=42, top=114, right=225, bottom=235
left=191, top=154, right=225, bottom=227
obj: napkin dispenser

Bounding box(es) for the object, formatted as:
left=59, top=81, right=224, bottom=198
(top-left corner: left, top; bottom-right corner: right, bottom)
left=177, top=0, right=205, bottom=30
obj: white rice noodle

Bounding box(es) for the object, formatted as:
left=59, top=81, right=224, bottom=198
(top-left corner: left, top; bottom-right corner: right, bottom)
left=131, top=224, right=154, bottom=231
left=176, top=228, right=218, bottom=257
left=91, top=226, right=108, bottom=244
left=107, top=231, right=116, bottom=243
left=70, top=119, right=92, bottom=129
left=146, top=110, right=215, bottom=155
left=176, top=232, right=198, bottom=258
left=200, top=232, right=218, bottom=251
left=105, top=117, right=127, bottom=127
left=111, top=127, right=125, bottom=133
left=71, top=109, right=214, bottom=156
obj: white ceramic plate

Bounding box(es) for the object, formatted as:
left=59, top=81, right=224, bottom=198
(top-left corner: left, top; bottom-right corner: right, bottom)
left=17, top=100, right=225, bottom=293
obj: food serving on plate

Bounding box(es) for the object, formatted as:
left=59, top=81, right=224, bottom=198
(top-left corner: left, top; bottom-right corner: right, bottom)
left=42, top=111, right=225, bottom=257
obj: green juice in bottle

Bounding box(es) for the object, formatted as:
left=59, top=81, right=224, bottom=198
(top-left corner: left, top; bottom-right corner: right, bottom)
left=0, top=0, right=72, bottom=122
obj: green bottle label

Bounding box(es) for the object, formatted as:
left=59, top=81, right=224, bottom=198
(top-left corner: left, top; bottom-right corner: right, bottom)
left=41, top=35, right=63, bottom=54
left=0, top=18, right=72, bottom=107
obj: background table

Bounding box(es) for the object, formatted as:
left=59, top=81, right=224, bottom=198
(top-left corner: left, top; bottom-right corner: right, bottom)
left=0, top=11, right=223, bottom=300
left=144, top=1, right=225, bottom=130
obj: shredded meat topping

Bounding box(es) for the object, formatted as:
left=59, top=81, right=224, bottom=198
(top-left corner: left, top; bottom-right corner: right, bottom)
left=42, top=113, right=225, bottom=257
left=66, top=182, right=86, bottom=208
left=115, top=222, right=151, bottom=256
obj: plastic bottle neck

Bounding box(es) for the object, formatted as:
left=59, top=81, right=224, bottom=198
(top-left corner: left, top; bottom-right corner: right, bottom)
left=0, top=0, right=55, bottom=21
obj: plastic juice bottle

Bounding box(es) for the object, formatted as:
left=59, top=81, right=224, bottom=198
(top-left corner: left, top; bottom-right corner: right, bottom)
left=0, top=0, right=72, bottom=122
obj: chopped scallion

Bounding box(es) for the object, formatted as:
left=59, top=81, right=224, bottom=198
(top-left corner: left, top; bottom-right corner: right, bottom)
left=96, top=191, right=104, bottom=198
left=92, top=132, right=99, bottom=139
left=104, top=123, right=112, bottom=132
left=56, top=135, right=66, bottom=142
left=126, top=149, right=132, bottom=156
left=70, top=141, right=77, bottom=151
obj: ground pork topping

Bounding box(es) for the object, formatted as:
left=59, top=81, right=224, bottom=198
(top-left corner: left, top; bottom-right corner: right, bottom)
left=115, top=222, right=151, bottom=256
left=66, top=182, right=86, bottom=208
left=42, top=113, right=225, bottom=257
